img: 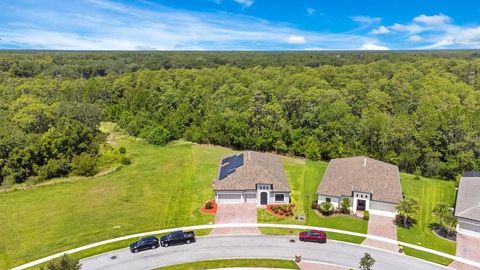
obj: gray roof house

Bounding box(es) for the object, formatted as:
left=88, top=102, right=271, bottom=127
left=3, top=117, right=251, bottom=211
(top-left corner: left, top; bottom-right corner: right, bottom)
left=455, top=172, right=480, bottom=235
left=213, top=151, right=291, bottom=205
left=316, top=156, right=402, bottom=216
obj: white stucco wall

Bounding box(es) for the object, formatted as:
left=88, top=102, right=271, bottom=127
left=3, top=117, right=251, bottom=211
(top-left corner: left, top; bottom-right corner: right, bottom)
left=318, top=195, right=340, bottom=208
left=269, top=192, right=290, bottom=205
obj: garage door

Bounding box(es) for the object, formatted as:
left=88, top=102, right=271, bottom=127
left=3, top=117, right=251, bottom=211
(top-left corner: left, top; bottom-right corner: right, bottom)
left=245, top=193, right=257, bottom=203
left=217, top=193, right=242, bottom=204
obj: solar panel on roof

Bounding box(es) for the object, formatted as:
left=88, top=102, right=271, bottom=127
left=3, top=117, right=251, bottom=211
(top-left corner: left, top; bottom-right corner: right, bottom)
left=219, top=153, right=244, bottom=180
left=463, top=171, right=480, bottom=177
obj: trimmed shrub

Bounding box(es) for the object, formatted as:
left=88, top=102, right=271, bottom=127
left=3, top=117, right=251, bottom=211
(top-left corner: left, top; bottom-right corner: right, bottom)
left=319, top=202, right=334, bottom=216
left=311, top=200, right=318, bottom=210
left=340, top=198, right=351, bottom=214
left=205, top=201, right=214, bottom=209
left=119, top=146, right=126, bottom=154
left=363, top=210, right=370, bottom=221
left=120, top=157, right=131, bottom=165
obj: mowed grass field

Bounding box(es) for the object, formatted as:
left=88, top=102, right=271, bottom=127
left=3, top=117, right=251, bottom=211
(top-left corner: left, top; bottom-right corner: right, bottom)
left=398, top=174, right=457, bottom=265
left=0, top=135, right=234, bottom=269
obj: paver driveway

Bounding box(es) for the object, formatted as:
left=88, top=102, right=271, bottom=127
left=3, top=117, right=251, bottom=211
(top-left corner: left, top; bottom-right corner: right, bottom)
left=362, top=214, right=399, bottom=252
left=450, top=232, right=480, bottom=270
left=210, top=203, right=260, bottom=235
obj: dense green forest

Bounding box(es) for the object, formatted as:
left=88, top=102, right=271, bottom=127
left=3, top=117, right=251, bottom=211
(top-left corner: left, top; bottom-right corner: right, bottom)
left=1, top=51, right=480, bottom=186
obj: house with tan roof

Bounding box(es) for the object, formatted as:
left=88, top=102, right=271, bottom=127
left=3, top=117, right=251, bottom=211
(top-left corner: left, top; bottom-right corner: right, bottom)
left=316, top=156, right=403, bottom=216
left=455, top=172, right=480, bottom=236
left=213, top=151, right=290, bottom=205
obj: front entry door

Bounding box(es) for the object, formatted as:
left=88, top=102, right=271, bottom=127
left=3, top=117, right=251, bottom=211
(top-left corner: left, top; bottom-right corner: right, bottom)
left=260, top=192, right=268, bottom=205
left=356, top=199, right=366, bottom=211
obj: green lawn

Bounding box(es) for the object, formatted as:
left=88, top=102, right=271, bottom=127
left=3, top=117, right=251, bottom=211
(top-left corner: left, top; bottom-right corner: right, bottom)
left=398, top=174, right=457, bottom=266
left=155, top=259, right=299, bottom=270
left=0, top=124, right=458, bottom=269
left=0, top=131, right=234, bottom=269
left=257, top=157, right=367, bottom=244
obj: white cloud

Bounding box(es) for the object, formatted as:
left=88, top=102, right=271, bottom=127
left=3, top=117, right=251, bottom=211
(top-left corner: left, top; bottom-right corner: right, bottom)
left=234, top=0, right=254, bottom=7
left=422, top=26, right=480, bottom=49
left=390, top=23, right=425, bottom=34
left=371, top=25, right=390, bottom=34
left=283, top=35, right=306, bottom=44
left=358, top=43, right=389, bottom=50
left=351, top=16, right=381, bottom=25
left=306, top=8, right=315, bottom=16
left=407, top=35, right=423, bottom=42
left=0, top=0, right=377, bottom=50
left=413, top=14, right=450, bottom=25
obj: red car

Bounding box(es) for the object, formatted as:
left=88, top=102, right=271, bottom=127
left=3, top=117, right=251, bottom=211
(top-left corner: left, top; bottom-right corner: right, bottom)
left=299, top=230, right=327, bottom=243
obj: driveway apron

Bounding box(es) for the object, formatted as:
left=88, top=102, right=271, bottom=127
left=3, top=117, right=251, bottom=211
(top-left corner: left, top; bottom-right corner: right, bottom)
left=450, top=232, right=480, bottom=270
left=210, top=203, right=260, bottom=235
left=362, top=214, right=399, bottom=252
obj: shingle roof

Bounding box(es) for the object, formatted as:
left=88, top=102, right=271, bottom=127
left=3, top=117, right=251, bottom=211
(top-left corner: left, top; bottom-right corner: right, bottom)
left=213, top=151, right=291, bottom=192
left=316, top=156, right=402, bottom=204
left=455, top=176, right=480, bottom=221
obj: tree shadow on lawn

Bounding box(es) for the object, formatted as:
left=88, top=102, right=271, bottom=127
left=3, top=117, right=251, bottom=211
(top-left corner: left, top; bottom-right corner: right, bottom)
left=395, top=215, right=418, bottom=229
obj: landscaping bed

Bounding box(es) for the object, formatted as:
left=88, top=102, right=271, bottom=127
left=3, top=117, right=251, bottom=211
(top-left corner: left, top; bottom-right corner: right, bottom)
left=432, top=227, right=456, bottom=242
left=266, top=204, right=296, bottom=218
left=200, top=200, right=217, bottom=214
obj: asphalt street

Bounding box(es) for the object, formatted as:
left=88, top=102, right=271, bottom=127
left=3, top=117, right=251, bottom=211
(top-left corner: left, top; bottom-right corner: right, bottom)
left=79, top=235, right=451, bottom=270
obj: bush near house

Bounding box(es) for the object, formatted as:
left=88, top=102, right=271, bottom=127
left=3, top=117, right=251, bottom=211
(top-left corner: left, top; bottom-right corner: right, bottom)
left=363, top=210, right=370, bottom=221
left=205, top=201, right=214, bottom=209
left=318, top=202, right=334, bottom=216
left=340, top=198, right=351, bottom=214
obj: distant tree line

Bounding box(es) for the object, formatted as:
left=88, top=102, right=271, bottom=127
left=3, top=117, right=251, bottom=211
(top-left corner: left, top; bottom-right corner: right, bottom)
left=1, top=51, right=480, bottom=186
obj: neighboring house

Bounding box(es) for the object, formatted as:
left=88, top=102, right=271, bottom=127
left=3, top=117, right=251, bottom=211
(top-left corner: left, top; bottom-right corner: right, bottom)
left=316, top=156, right=403, bottom=216
left=455, top=172, right=480, bottom=236
left=213, top=151, right=291, bottom=205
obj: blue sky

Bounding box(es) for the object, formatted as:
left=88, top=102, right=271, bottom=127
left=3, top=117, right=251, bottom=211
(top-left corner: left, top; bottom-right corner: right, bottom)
left=1, top=0, right=480, bottom=50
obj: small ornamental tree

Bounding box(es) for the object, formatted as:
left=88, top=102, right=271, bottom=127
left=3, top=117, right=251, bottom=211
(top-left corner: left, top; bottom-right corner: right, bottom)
left=396, top=198, right=420, bottom=228
left=340, top=198, right=351, bottom=214
left=359, top=253, right=375, bottom=270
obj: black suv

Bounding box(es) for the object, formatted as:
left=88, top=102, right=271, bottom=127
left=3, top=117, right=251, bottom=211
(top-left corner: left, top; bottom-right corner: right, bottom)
left=129, top=236, right=159, bottom=253
left=160, top=231, right=195, bottom=247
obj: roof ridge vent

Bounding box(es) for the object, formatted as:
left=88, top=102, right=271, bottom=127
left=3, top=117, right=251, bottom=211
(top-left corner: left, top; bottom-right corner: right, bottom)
left=363, top=157, right=367, bottom=167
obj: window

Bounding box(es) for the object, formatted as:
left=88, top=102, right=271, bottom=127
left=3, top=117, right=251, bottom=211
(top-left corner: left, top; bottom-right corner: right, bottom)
left=275, top=194, right=285, bottom=202
left=326, top=197, right=331, bottom=203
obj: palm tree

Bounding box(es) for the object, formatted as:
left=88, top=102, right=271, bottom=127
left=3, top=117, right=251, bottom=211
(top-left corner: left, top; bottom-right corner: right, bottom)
left=433, top=202, right=457, bottom=235
left=396, top=198, right=420, bottom=228
left=432, top=202, right=450, bottom=230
